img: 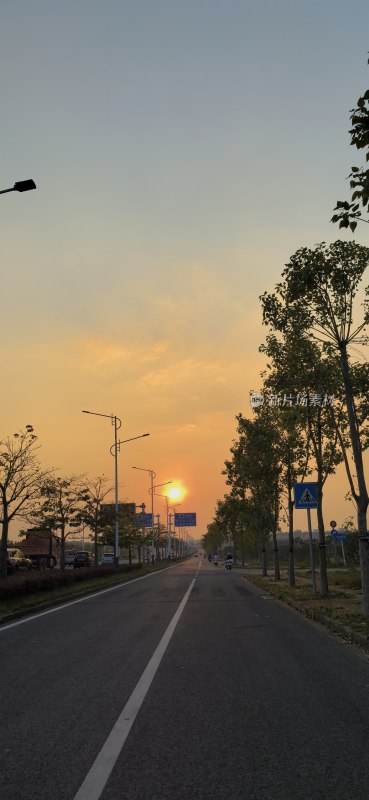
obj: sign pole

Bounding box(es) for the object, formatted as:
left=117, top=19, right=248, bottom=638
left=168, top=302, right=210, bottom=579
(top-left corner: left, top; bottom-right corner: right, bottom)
left=306, top=508, right=317, bottom=594
left=140, top=503, right=145, bottom=564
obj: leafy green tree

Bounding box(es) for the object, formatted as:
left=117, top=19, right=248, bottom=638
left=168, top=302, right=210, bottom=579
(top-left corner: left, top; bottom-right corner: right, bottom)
left=260, top=332, right=347, bottom=595
left=223, top=410, right=283, bottom=578
left=154, top=522, right=167, bottom=560
left=261, top=240, right=369, bottom=612
left=214, top=494, right=260, bottom=565
left=332, top=60, right=369, bottom=231
left=0, top=426, right=51, bottom=578
left=202, top=521, right=226, bottom=556
left=31, top=475, right=89, bottom=571
left=260, top=334, right=312, bottom=586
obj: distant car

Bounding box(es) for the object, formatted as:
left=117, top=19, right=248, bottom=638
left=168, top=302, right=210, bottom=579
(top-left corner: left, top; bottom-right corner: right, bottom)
left=73, top=552, right=92, bottom=569
left=65, top=551, right=76, bottom=567
left=194, top=553, right=198, bottom=557
left=7, top=549, right=32, bottom=574
left=101, top=553, right=114, bottom=566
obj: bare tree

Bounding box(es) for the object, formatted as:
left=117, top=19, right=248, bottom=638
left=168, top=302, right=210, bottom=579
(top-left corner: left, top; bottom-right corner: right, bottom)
left=0, top=426, right=51, bottom=578
left=78, top=476, right=114, bottom=567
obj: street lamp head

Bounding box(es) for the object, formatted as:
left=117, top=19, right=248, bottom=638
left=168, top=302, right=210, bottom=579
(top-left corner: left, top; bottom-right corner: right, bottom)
left=13, top=179, right=36, bottom=192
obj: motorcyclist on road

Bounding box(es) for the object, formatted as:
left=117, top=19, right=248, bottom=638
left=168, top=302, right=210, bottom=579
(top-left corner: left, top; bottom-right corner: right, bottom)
left=225, top=553, right=234, bottom=569
left=214, top=553, right=219, bottom=565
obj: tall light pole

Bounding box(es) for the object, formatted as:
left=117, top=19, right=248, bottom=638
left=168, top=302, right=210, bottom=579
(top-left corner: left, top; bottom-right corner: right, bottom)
left=0, top=179, right=36, bottom=195
left=168, top=503, right=182, bottom=558
left=151, top=481, right=173, bottom=560
left=82, top=410, right=149, bottom=566
left=132, top=466, right=156, bottom=560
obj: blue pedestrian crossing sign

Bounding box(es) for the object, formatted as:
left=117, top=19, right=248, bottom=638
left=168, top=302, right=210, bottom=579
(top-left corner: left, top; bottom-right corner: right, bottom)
left=294, top=483, right=318, bottom=509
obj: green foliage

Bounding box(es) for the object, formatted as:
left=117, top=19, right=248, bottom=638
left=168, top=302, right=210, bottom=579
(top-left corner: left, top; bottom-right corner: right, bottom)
left=261, top=240, right=369, bottom=350
left=202, top=520, right=226, bottom=554
left=33, top=475, right=88, bottom=539
left=332, top=62, right=369, bottom=230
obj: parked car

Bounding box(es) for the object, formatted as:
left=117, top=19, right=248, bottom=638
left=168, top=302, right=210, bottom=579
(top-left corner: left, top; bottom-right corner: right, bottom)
left=101, top=553, right=114, bottom=566
left=7, top=549, right=33, bottom=574
left=73, top=552, right=92, bottom=569
left=65, top=551, right=76, bottom=567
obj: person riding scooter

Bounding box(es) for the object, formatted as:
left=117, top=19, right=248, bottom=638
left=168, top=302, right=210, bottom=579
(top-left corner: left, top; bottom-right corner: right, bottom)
left=225, top=553, right=234, bottom=570
left=214, top=553, right=219, bottom=566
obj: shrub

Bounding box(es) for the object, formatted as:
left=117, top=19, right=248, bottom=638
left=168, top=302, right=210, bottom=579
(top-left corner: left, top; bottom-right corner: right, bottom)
left=0, top=564, right=141, bottom=601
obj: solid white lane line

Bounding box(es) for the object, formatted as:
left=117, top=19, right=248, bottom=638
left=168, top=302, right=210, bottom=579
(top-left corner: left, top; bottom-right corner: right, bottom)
left=73, top=577, right=196, bottom=800
left=0, top=562, right=185, bottom=633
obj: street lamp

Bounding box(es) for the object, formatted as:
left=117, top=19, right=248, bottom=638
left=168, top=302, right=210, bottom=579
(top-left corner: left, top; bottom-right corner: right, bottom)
left=0, top=179, right=36, bottom=195
left=82, top=409, right=149, bottom=566
left=132, top=466, right=156, bottom=560
left=169, top=503, right=182, bottom=558
left=150, top=481, right=173, bottom=559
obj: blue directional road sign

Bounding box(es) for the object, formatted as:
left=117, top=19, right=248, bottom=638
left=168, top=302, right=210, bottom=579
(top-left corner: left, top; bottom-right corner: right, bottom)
left=175, top=513, right=197, bottom=527
left=294, top=483, right=318, bottom=509
left=135, top=513, right=153, bottom=527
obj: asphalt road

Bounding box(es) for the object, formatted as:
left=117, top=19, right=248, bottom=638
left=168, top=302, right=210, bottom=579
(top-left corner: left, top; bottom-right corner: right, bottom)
left=2, top=556, right=369, bottom=800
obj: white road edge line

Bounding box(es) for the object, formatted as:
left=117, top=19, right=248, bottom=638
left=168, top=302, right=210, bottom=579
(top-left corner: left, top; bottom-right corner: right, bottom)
left=0, top=562, right=183, bottom=633
left=73, top=577, right=196, bottom=800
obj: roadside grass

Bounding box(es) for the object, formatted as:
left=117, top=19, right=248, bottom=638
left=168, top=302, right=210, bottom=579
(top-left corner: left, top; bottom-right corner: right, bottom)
left=244, top=569, right=369, bottom=638
left=0, top=560, right=179, bottom=621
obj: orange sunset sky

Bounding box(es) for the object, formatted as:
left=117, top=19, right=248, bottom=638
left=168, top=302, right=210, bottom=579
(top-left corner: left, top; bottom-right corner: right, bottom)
left=1, top=1, right=369, bottom=540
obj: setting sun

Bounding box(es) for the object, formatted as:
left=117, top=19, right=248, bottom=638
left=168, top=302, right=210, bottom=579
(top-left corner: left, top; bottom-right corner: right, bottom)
left=167, top=486, right=182, bottom=500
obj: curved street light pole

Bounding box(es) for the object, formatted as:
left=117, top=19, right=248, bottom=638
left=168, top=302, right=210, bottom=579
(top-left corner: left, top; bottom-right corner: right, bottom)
left=82, top=410, right=122, bottom=566
left=151, top=481, right=173, bottom=560
left=112, top=437, right=150, bottom=565
left=168, top=503, right=182, bottom=557
left=132, top=466, right=156, bottom=558
left=82, top=409, right=149, bottom=566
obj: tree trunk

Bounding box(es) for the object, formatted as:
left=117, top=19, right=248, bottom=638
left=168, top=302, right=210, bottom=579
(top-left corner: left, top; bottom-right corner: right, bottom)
left=0, top=517, right=9, bottom=579
left=288, top=494, right=295, bottom=587
left=317, top=478, right=328, bottom=597
left=272, top=526, right=280, bottom=581
left=60, top=532, right=66, bottom=572
left=339, top=344, right=369, bottom=614
left=260, top=527, right=267, bottom=576
left=94, top=524, right=98, bottom=568
left=240, top=524, right=245, bottom=566
left=358, top=510, right=369, bottom=616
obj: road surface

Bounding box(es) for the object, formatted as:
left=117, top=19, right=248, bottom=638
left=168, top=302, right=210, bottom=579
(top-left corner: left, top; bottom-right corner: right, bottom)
left=1, top=556, right=369, bottom=800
